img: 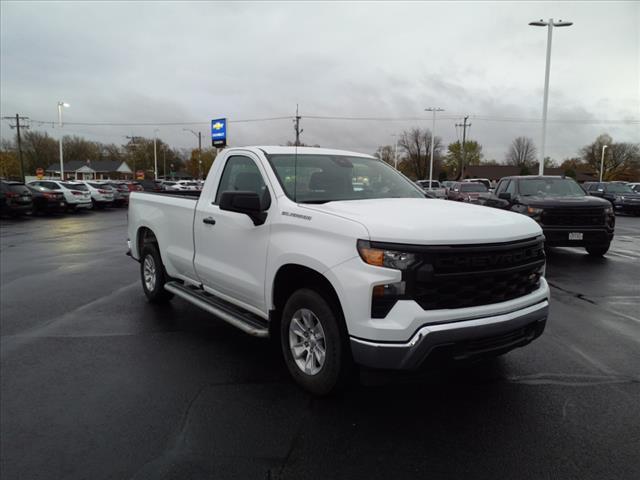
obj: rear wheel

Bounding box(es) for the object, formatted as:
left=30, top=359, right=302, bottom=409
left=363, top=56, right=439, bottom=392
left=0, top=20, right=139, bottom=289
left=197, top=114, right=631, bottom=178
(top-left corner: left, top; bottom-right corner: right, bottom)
left=586, top=243, right=610, bottom=257
left=280, top=288, right=352, bottom=395
left=140, top=244, right=173, bottom=303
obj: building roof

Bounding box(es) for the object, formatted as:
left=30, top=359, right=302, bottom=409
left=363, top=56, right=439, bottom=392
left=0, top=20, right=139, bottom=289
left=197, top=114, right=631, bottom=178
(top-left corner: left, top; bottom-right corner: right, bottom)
left=45, top=160, right=131, bottom=173
left=464, top=165, right=596, bottom=182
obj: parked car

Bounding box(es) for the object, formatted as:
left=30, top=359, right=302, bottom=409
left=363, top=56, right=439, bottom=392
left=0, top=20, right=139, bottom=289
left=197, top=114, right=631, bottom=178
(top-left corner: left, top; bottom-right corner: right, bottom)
left=27, top=183, right=66, bottom=214
left=463, top=178, right=492, bottom=191
left=442, top=180, right=455, bottom=192
left=28, top=180, right=92, bottom=212
left=495, top=176, right=615, bottom=256
left=416, top=180, right=446, bottom=198
left=139, top=179, right=163, bottom=192
left=583, top=181, right=640, bottom=216
left=128, top=146, right=549, bottom=395
left=627, top=182, right=640, bottom=193
left=103, top=181, right=130, bottom=207
left=0, top=180, right=33, bottom=217
left=126, top=181, right=144, bottom=192
left=81, top=181, right=115, bottom=208
left=446, top=181, right=488, bottom=203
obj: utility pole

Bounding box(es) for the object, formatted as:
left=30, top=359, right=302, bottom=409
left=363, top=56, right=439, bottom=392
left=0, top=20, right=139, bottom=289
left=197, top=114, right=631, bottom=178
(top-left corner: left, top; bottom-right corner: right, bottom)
left=163, top=145, right=166, bottom=180
left=153, top=129, right=159, bottom=180
left=294, top=104, right=303, bottom=146
left=455, top=116, right=471, bottom=180
left=198, top=131, right=202, bottom=179
left=2, top=114, right=29, bottom=182
left=599, top=144, right=608, bottom=182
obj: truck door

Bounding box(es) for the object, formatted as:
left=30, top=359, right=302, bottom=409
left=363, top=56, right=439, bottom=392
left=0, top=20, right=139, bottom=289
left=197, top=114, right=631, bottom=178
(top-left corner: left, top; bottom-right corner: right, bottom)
left=193, top=153, right=272, bottom=313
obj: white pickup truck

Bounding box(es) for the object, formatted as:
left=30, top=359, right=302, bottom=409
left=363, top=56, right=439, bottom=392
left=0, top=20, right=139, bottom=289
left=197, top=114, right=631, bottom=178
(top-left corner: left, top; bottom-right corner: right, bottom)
left=127, top=146, right=549, bottom=394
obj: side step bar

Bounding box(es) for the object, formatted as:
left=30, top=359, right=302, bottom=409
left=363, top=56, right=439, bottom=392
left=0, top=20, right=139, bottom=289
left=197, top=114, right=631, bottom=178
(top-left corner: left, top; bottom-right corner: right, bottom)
left=164, top=281, right=269, bottom=338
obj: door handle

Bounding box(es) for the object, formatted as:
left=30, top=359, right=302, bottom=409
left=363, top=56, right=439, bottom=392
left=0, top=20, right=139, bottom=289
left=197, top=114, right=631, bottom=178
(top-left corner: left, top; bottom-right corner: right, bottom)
left=203, top=217, right=216, bottom=225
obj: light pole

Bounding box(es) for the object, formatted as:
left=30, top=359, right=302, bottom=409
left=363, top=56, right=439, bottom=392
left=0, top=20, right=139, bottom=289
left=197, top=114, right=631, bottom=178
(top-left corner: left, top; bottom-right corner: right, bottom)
left=57, top=101, right=70, bottom=179
left=183, top=128, right=202, bottom=179
left=599, top=144, right=608, bottom=182
left=153, top=129, right=159, bottom=180
left=391, top=134, right=399, bottom=169
left=424, top=107, right=444, bottom=188
left=529, top=18, right=573, bottom=175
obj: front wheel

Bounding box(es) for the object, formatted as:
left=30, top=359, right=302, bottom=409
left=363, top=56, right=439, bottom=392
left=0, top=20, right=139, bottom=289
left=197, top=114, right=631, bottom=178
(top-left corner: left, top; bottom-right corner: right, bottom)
left=140, top=244, right=173, bottom=303
left=280, top=288, right=353, bottom=395
left=586, top=243, right=610, bottom=257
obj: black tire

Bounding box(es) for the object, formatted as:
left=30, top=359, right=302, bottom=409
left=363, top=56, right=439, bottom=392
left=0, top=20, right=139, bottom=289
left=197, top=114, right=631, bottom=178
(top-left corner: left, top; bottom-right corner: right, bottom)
left=280, top=288, right=353, bottom=395
left=140, top=244, right=173, bottom=303
left=586, top=243, right=610, bottom=257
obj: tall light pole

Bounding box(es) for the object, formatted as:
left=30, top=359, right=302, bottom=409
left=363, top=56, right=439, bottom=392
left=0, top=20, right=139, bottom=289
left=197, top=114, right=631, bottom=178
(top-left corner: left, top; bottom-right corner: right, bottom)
left=425, top=107, right=444, bottom=188
left=599, top=144, right=608, bottom=182
left=183, top=128, right=202, bottom=179
left=153, top=128, right=159, bottom=180
left=57, top=101, right=70, bottom=179
left=391, top=134, right=399, bottom=169
left=529, top=18, right=573, bottom=175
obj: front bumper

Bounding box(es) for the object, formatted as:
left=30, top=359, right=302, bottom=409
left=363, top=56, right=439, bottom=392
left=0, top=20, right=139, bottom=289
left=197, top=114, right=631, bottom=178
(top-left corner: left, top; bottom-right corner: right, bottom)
left=542, top=226, right=614, bottom=246
left=350, top=299, right=548, bottom=370
left=614, top=202, right=640, bottom=214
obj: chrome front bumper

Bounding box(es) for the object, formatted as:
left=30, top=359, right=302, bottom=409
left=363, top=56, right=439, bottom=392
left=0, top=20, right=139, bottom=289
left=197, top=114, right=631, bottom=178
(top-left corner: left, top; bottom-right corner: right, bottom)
left=350, top=300, right=548, bottom=370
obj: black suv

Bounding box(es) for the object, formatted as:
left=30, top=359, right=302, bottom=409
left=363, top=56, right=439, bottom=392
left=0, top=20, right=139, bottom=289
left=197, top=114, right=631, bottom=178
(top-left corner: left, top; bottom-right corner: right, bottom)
left=583, top=182, right=640, bottom=216
left=494, top=176, right=615, bottom=257
left=0, top=180, right=33, bottom=217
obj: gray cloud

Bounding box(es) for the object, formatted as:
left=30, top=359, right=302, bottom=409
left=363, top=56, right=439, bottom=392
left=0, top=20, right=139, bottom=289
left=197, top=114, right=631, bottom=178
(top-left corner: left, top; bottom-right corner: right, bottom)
left=1, top=1, right=638, bottom=161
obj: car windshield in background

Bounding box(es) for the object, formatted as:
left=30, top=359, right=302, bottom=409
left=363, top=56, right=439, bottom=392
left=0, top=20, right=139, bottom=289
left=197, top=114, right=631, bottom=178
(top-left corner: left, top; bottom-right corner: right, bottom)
left=267, top=154, right=425, bottom=203
left=605, top=183, right=634, bottom=194
left=460, top=183, right=487, bottom=192
left=519, top=178, right=585, bottom=197
left=62, top=183, right=88, bottom=191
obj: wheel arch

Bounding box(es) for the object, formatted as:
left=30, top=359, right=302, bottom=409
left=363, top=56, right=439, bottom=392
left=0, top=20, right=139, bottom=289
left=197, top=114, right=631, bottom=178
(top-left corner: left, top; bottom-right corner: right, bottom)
left=269, top=264, right=345, bottom=340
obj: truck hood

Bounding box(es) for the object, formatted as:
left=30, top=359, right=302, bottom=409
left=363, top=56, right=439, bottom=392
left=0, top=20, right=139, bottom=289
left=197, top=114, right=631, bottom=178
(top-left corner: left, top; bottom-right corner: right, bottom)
left=519, top=195, right=611, bottom=208
left=302, top=198, right=541, bottom=245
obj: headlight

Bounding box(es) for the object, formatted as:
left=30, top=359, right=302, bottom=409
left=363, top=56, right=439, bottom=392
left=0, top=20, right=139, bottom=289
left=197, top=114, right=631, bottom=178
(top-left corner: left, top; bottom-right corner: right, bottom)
left=526, top=206, right=544, bottom=216
left=604, top=206, right=613, bottom=214
left=357, top=240, right=416, bottom=270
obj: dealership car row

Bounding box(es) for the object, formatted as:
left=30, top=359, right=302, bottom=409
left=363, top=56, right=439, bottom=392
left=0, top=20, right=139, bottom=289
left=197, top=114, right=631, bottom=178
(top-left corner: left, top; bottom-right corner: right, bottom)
left=0, top=178, right=207, bottom=217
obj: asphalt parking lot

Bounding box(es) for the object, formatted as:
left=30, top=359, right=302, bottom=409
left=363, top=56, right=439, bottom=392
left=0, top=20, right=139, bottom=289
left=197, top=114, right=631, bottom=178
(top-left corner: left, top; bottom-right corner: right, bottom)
left=1, top=209, right=639, bottom=480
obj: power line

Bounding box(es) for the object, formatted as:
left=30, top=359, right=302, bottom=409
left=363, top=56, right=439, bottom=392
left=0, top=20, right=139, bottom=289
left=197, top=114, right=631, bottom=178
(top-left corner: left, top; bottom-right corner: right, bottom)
left=26, top=116, right=294, bottom=127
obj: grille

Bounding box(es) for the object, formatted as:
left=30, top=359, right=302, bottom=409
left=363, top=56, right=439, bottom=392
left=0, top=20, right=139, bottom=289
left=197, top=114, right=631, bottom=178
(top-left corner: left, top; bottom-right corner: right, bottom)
left=542, top=208, right=605, bottom=227
left=410, top=237, right=545, bottom=311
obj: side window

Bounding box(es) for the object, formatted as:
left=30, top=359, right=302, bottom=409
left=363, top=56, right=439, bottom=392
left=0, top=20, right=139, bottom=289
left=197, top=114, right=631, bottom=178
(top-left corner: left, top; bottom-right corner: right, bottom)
left=214, top=155, right=270, bottom=208
left=505, top=180, right=516, bottom=195
left=495, top=180, right=506, bottom=195
left=42, top=181, right=59, bottom=190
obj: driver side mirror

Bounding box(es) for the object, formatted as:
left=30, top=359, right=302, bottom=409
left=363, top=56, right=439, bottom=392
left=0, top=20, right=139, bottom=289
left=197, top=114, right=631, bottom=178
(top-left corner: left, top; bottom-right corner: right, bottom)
left=219, top=191, right=267, bottom=226
left=498, top=192, right=511, bottom=201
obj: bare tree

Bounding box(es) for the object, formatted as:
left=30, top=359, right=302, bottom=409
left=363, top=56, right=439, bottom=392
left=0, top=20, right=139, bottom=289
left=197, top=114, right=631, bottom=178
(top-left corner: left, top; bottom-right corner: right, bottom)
left=506, top=137, right=537, bottom=167
left=374, top=145, right=395, bottom=166
left=580, top=133, right=640, bottom=181
left=398, top=128, right=442, bottom=180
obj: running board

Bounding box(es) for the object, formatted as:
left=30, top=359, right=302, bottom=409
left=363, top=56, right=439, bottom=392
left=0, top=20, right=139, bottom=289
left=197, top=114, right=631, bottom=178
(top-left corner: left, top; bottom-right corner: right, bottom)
left=164, top=281, right=269, bottom=338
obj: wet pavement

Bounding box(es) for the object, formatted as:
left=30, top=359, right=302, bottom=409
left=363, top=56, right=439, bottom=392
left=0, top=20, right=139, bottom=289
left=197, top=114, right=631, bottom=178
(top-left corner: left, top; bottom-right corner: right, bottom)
left=1, top=209, right=639, bottom=480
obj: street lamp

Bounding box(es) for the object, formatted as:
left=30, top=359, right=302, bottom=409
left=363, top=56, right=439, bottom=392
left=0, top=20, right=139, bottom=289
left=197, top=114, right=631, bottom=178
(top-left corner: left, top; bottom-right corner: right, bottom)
left=424, top=107, right=444, bottom=189
left=391, top=134, right=399, bottom=169
left=529, top=18, right=573, bottom=175
left=183, top=128, right=202, bottom=179
left=153, top=128, right=160, bottom=180
left=599, top=144, right=608, bottom=182
left=57, top=101, right=70, bottom=179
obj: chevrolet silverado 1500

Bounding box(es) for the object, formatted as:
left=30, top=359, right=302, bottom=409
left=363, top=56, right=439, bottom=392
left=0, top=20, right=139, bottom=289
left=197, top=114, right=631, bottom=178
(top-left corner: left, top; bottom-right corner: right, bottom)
left=127, top=146, right=549, bottom=394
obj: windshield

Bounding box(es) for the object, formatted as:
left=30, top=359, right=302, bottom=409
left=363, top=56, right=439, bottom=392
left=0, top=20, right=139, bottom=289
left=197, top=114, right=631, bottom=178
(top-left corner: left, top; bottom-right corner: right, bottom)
left=605, top=183, right=634, bottom=193
left=62, top=182, right=88, bottom=191
left=460, top=183, right=487, bottom=192
left=519, top=178, right=585, bottom=197
left=417, top=181, right=440, bottom=188
left=267, top=154, right=425, bottom=203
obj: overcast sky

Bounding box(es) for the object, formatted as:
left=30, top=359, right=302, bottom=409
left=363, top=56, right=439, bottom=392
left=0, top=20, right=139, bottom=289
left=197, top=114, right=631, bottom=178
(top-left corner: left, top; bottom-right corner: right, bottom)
left=1, top=1, right=638, bottom=162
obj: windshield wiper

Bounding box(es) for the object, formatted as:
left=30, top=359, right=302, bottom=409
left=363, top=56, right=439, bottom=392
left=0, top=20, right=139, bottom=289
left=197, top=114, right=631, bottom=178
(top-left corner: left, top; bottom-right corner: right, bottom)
left=298, top=199, right=331, bottom=204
